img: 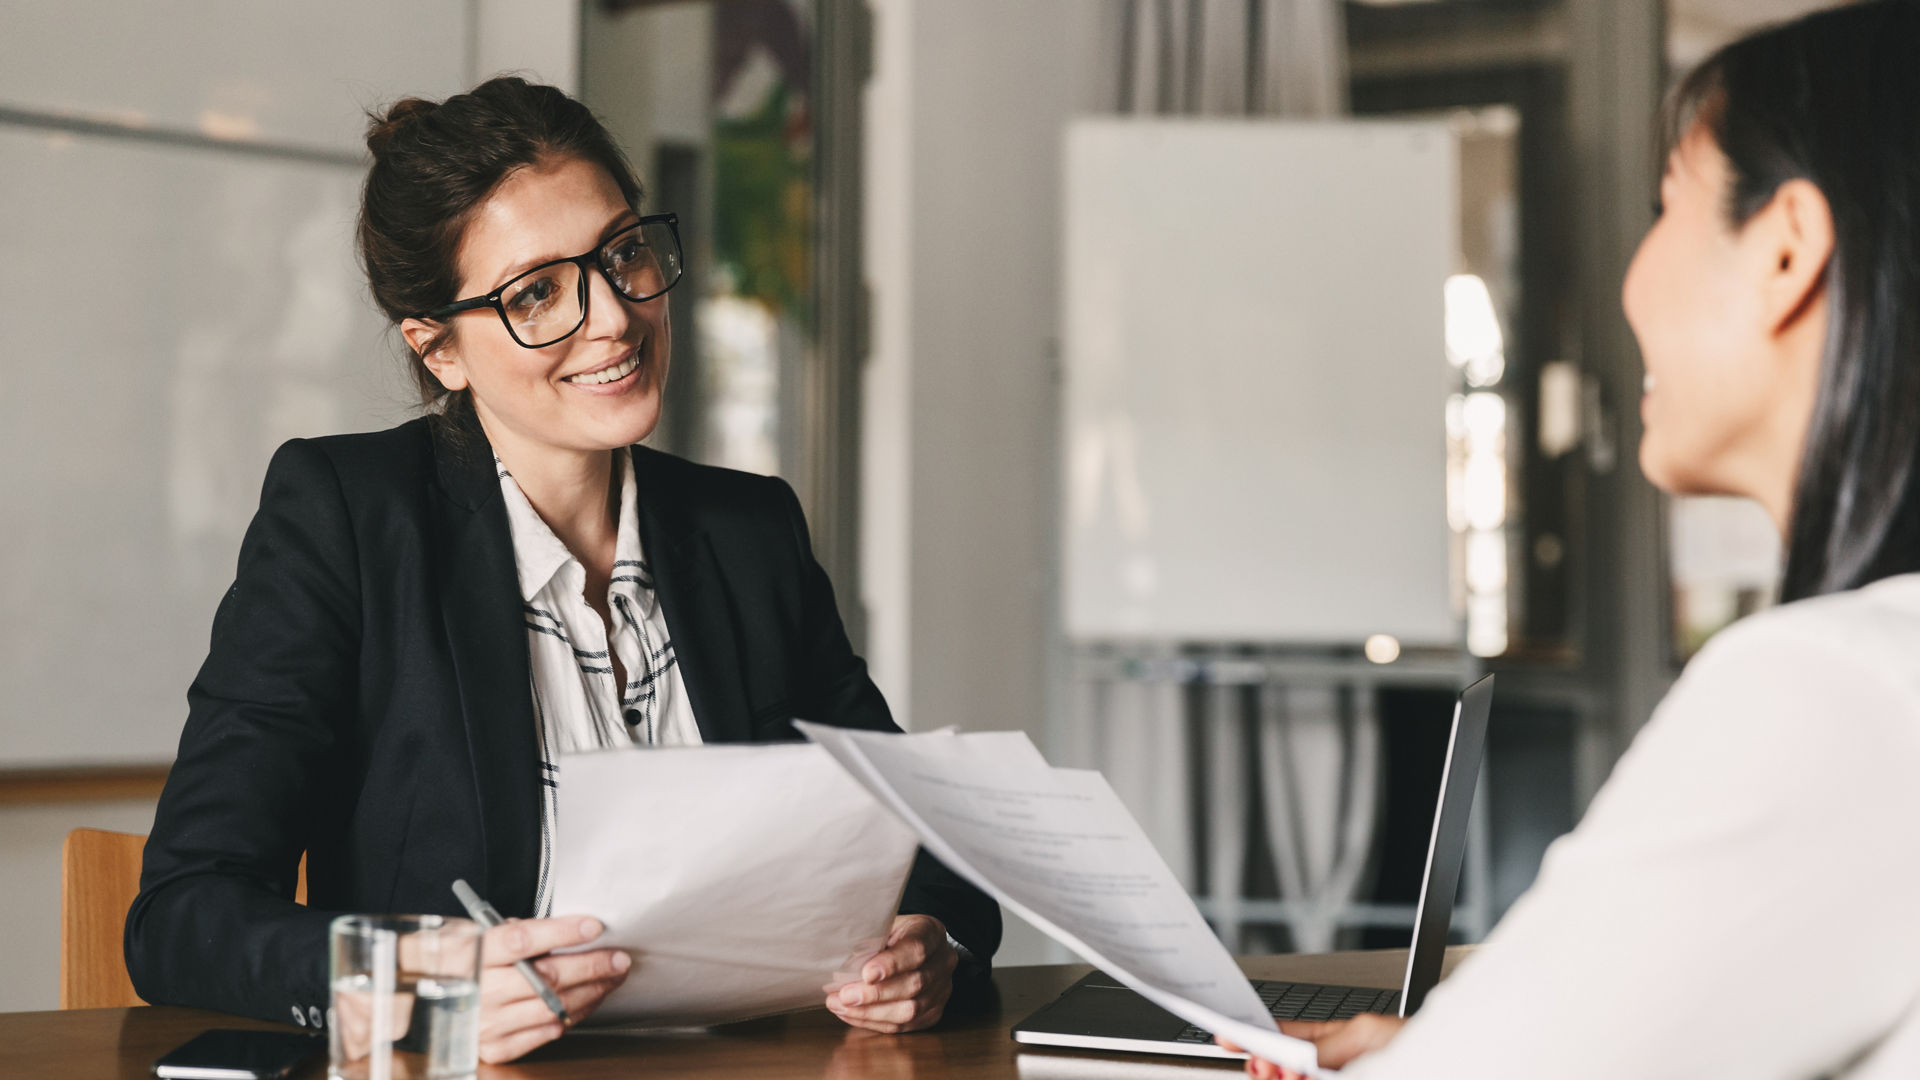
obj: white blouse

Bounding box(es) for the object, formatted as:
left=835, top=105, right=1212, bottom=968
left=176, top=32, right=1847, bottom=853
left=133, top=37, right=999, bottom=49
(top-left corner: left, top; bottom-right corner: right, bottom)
left=496, top=450, right=702, bottom=916
left=1345, top=573, right=1920, bottom=1079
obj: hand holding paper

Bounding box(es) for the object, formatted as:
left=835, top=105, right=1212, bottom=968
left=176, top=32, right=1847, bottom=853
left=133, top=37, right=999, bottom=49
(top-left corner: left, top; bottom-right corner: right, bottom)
left=546, top=742, right=920, bottom=1028
left=826, top=913, right=960, bottom=1033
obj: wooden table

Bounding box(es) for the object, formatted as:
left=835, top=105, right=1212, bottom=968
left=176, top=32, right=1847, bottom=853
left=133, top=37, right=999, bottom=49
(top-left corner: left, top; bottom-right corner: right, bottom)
left=0, top=949, right=1471, bottom=1078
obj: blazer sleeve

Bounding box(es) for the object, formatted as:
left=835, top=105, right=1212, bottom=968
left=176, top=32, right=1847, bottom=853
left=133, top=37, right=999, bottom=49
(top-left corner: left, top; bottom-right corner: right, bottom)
left=125, top=438, right=355, bottom=1024
left=770, top=478, right=1004, bottom=971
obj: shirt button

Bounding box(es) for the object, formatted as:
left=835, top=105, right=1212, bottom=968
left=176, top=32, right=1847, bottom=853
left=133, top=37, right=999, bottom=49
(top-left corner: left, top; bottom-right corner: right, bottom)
left=291, top=1005, right=306, bottom=1026
left=309, top=1005, right=324, bottom=1028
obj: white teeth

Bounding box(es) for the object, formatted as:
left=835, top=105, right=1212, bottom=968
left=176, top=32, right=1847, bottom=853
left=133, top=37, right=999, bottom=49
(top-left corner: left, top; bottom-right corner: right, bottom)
left=566, top=352, right=639, bottom=386
left=1644, top=374, right=1657, bottom=394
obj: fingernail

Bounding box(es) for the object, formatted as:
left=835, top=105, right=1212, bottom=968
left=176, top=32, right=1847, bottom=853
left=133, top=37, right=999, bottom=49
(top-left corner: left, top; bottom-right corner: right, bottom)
left=864, top=965, right=883, bottom=982
left=581, top=918, right=604, bottom=938
left=841, top=986, right=862, bottom=1005
left=612, top=951, right=631, bottom=973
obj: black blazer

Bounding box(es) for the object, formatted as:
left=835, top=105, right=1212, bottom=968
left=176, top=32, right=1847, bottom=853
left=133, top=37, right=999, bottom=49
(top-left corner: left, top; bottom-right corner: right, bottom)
left=126, top=417, right=1000, bottom=1025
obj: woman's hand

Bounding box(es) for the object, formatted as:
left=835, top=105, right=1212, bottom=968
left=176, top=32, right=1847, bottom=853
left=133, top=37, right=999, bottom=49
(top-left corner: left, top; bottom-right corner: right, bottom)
left=477, top=916, right=631, bottom=1064
left=825, top=915, right=959, bottom=1034
left=1219, top=1014, right=1408, bottom=1078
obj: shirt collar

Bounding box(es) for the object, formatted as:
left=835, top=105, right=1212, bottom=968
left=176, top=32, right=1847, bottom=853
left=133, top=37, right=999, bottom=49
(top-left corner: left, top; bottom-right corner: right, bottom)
left=495, top=455, right=574, bottom=603
left=608, top=451, right=655, bottom=617
left=495, top=451, right=649, bottom=608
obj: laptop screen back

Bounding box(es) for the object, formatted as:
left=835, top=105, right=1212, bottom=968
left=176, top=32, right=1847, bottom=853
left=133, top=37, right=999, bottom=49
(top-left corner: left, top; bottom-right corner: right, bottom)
left=1398, top=673, right=1494, bottom=1017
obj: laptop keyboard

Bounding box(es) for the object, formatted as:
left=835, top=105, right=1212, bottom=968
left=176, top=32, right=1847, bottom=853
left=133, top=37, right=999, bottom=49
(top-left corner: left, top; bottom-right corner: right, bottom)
left=1171, top=981, right=1402, bottom=1044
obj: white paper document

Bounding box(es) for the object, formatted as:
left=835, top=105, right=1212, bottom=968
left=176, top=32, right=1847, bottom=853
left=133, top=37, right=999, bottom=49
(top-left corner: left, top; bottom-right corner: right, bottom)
left=547, top=742, right=920, bottom=1027
left=795, top=722, right=1327, bottom=1077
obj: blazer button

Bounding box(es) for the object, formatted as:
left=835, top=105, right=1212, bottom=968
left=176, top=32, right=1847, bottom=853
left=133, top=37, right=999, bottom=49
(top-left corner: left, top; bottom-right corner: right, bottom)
left=291, top=1005, right=306, bottom=1026
left=309, top=1005, right=324, bottom=1029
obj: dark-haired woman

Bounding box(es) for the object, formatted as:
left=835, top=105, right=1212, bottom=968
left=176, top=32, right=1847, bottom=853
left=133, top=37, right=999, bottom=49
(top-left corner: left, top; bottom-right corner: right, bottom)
left=124, top=77, right=998, bottom=1065
left=1236, top=3, right=1920, bottom=1077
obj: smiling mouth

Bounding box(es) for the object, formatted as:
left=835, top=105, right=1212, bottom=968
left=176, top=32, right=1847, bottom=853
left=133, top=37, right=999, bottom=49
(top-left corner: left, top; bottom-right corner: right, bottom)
left=564, top=347, right=641, bottom=386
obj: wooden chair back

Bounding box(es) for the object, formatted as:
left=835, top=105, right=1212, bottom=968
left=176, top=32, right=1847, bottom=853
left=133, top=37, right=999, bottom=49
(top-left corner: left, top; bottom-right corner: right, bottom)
left=60, top=829, right=306, bottom=1009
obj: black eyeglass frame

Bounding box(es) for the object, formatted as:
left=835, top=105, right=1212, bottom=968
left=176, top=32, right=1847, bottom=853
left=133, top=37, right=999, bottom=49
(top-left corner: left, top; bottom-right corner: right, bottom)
left=416, top=212, right=684, bottom=349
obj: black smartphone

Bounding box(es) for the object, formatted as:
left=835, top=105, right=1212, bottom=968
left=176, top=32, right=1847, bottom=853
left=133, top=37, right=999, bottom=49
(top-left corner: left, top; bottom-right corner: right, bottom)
left=151, top=1029, right=325, bottom=1079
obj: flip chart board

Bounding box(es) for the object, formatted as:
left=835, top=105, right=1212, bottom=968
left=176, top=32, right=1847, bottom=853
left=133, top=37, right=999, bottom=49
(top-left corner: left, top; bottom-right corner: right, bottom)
left=1061, top=119, right=1459, bottom=645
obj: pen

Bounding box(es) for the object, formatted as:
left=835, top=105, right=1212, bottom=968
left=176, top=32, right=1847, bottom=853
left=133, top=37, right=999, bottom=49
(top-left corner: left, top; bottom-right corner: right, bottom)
left=451, top=878, right=573, bottom=1025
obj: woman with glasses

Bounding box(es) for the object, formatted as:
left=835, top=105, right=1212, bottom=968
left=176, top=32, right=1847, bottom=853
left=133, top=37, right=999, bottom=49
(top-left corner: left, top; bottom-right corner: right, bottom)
left=1235, top=2, right=1920, bottom=1076
left=124, top=76, right=999, bottom=1065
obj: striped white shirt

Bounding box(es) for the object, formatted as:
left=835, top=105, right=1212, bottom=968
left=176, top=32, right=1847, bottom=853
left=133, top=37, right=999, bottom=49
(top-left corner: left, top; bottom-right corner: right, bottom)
left=495, top=450, right=702, bottom=916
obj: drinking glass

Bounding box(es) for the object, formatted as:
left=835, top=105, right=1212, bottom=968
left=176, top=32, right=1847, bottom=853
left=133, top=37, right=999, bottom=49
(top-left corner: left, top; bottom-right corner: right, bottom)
left=328, top=914, right=483, bottom=1080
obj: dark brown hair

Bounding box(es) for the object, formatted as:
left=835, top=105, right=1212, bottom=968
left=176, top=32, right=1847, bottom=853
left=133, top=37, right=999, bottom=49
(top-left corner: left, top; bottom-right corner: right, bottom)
left=1665, top=0, right=1920, bottom=602
left=357, top=75, right=645, bottom=434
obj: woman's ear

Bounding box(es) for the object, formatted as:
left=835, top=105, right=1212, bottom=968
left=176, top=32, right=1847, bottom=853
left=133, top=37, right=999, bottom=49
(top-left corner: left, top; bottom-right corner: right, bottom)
left=1755, top=177, right=1835, bottom=335
left=401, top=318, right=470, bottom=392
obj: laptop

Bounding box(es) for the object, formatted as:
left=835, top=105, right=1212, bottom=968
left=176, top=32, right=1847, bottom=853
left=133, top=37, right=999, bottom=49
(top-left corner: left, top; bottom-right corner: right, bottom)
left=1011, top=673, right=1494, bottom=1060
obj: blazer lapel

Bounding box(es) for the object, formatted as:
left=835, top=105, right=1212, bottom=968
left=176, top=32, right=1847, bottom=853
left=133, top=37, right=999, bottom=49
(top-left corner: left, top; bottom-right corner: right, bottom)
left=632, top=446, right=754, bottom=744
left=431, top=431, right=543, bottom=917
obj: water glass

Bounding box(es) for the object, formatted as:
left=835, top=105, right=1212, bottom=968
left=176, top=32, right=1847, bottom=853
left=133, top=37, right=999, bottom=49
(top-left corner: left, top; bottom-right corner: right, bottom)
left=329, top=914, right=483, bottom=1080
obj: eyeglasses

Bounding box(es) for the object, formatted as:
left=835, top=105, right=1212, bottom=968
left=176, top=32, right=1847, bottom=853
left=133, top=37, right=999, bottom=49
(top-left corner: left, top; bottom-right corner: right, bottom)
left=418, top=213, right=684, bottom=349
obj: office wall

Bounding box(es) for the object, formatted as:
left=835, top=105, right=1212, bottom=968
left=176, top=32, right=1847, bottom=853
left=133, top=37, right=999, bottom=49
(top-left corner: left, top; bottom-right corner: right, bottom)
left=861, top=0, right=1113, bottom=732
left=861, top=0, right=1119, bottom=963
left=0, top=0, right=576, bottom=1011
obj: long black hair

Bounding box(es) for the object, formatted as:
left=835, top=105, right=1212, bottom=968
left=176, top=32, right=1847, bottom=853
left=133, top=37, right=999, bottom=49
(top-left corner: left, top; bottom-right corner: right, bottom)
left=1669, top=0, right=1920, bottom=602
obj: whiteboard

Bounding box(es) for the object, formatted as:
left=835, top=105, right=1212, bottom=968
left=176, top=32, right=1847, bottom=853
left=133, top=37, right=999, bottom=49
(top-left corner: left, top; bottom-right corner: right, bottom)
left=0, top=0, right=588, bottom=767
left=1061, top=120, right=1458, bottom=645
left=0, top=129, right=409, bottom=766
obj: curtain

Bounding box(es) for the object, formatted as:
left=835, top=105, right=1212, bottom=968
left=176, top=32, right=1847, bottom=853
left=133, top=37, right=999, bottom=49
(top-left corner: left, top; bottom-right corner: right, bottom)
left=1116, top=0, right=1348, bottom=118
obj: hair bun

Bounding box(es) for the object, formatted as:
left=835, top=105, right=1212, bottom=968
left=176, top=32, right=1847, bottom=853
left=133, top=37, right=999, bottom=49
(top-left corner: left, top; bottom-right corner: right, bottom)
left=366, top=97, right=438, bottom=158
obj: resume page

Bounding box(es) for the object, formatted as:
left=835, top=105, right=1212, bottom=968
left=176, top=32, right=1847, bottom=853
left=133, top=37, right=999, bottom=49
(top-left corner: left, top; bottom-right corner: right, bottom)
left=548, top=741, right=919, bottom=1027
left=796, top=723, right=1326, bottom=1076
